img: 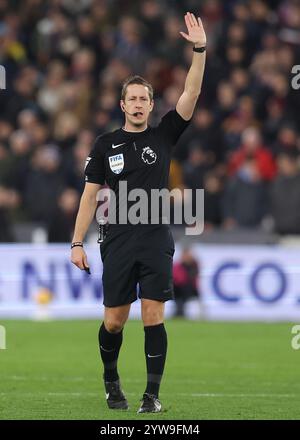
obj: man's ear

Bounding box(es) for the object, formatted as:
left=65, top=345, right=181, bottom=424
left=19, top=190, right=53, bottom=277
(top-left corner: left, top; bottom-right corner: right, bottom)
left=120, top=100, right=125, bottom=112
left=149, top=100, right=154, bottom=112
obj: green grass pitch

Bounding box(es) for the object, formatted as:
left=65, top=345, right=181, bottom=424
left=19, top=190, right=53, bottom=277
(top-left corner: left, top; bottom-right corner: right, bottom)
left=0, top=319, right=299, bottom=420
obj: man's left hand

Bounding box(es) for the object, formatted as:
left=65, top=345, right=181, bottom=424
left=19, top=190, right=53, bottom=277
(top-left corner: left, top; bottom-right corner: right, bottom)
left=180, top=12, right=206, bottom=47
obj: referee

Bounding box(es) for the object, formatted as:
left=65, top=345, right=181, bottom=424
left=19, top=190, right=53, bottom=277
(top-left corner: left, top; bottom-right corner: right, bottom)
left=71, top=12, right=206, bottom=414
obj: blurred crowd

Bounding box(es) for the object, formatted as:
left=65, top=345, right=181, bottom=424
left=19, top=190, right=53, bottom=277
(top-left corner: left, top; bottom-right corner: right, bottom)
left=0, top=0, right=300, bottom=242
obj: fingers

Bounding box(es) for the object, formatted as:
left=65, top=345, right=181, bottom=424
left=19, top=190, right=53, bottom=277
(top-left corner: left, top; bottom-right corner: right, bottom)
left=198, top=17, right=204, bottom=28
left=189, top=12, right=198, bottom=27
left=180, top=31, right=191, bottom=41
left=83, top=254, right=89, bottom=270
left=184, top=13, right=192, bottom=31
left=71, top=248, right=88, bottom=271
left=72, top=259, right=84, bottom=270
left=72, top=261, right=84, bottom=270
left=186, top=12, right=194, bottom=28
left=185, top=12, right=201, bottom=28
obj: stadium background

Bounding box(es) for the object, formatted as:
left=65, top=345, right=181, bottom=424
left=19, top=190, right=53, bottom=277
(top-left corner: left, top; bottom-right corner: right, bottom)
left=0, top=0, right=300, bottom=420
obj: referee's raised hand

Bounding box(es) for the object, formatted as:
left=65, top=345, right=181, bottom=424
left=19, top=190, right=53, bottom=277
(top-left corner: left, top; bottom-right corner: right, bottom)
left=179, top=12, right=206, bottom=47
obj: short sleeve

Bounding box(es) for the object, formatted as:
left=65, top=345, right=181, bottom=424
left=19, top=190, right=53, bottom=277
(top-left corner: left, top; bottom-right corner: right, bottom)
left=84, top=136, right=106, bottom=185
left=156, top=109, right=191, bottom=147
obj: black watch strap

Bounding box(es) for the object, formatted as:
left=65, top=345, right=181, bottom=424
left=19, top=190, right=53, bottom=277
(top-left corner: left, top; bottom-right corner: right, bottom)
left=193, top=46, right=206, bottom=53
left=71, top=242, right=83, bottom=249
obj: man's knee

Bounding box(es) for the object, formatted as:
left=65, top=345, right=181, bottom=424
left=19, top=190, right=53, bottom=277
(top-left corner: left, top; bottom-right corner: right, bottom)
left=104, top=304, right=130, bottom=333
left=104, top=319, right=124, bottom=333
left=142, top=299, right=165, bottom=326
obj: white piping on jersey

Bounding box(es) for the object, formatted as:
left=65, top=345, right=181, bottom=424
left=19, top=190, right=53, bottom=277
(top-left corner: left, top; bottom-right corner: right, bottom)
left=121, top=126, right=148, bottom=133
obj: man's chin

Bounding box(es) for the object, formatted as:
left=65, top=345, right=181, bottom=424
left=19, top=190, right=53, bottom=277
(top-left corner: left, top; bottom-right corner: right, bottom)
left=132, top=120, right=146, bottom=127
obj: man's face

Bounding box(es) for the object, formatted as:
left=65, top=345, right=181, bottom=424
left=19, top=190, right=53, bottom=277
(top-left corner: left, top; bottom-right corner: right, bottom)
left=121, top=84, right=154, bottom=127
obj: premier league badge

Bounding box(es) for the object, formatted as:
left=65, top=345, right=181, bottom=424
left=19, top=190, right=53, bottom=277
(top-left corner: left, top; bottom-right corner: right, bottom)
left=109, top=154, right=124, bottom=174
left=141, top=147, right=157, bottom=164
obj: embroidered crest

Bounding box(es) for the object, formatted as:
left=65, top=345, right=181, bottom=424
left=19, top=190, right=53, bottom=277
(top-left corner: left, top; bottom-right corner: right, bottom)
left=141, top=147, right=157, bottom=164
left=109, top=153, right=124, bottom=174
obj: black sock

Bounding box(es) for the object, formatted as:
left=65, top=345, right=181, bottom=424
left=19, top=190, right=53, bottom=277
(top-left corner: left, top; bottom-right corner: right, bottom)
left=98, top=322, right=123, bottom=382
left=144, top=323, right=167, bottom=398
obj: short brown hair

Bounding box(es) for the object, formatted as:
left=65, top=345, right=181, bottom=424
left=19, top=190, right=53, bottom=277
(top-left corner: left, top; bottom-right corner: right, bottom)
left=121, top=75, right=153, bottom=101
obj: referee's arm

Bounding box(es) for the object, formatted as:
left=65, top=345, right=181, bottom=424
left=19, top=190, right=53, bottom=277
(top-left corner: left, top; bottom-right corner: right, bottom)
left=71, top=182, right=101, bottom=270
left=176, top=12, right=206, bottom=121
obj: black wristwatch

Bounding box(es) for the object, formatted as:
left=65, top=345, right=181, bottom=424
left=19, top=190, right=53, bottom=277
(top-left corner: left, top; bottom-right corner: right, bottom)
left=193, top=46, right=206, bottom=53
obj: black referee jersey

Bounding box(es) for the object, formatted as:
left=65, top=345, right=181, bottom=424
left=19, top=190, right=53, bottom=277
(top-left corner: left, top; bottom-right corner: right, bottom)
left=85, top=109, right=191, bottom=223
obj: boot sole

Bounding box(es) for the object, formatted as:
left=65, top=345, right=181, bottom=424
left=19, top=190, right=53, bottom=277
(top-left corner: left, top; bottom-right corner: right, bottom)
left=107, top=400, right=129, bottom=410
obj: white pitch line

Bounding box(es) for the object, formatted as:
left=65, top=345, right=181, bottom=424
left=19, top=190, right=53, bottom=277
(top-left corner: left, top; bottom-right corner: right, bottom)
left=2, top=376, right=206, bottom=384
left=0, top=392, right=137, bottom=397
left=0, top=392, right=298, bottom=398
left=3, top=376, right=92, bottom=382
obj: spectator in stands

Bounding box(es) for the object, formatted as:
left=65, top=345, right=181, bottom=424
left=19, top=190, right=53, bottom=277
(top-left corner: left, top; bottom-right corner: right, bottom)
left=173, top=246, right=200, bottom=317
left=214, top=81, right=237, bottom=125
left=228, top=126, right=276, bottom=181
left=7, top=130, right=32, bottom=194
left=270, top=151, right=300, bottom=235
left=158, top=15, right=185, bottom=65
left=223, top=157, right=268, bottom=229
left=24, top=145, right=64, bottom=224
left=271, top=124, right=299, bottom=156
left=176, top=107, right=223, bottom=163
left=48, top=188, right=80, bottom=242
left=263, top=97, right=286, bottom=145
left=183, top=144, right=211, bottom=190
left=64, top=131, right=94, bottom=193
left=203, top=170, right=223, bottom=229
left=115, top=16, right=149, bottom=73
left=0, top=186, right=20, bottom=242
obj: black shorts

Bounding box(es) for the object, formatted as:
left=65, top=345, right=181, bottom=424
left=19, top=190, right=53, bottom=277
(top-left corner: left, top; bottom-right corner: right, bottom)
left=100, top=224, right=175, bottom=307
